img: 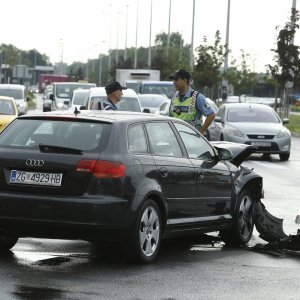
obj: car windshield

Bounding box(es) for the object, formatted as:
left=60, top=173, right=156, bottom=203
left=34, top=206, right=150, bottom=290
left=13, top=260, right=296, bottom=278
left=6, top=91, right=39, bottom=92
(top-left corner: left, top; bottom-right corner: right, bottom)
left=139, top=96, right=166, bottom=108
left=90, top=97, right=141, bottom=112
left=72, top=91, right=89, bottom=105
left=0, top=119, right=110, bottom=151
left=227, top=107, right=280, bottom=123
left=0, top=89, right=23, bottom=99
left=142, top=84, right=175, bottom=98
left=0, top=100, right=16, bottom=115
left=56, top=84, right=94, bottom=99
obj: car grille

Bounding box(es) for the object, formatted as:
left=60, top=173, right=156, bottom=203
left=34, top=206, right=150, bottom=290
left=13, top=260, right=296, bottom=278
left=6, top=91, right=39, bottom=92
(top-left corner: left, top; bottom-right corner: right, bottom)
left=247, top=135, right=275, bottom=139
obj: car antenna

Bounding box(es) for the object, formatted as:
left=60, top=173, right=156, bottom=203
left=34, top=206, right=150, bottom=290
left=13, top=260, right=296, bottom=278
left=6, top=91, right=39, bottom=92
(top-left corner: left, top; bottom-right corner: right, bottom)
left=74, top=107, right=80, bottom=115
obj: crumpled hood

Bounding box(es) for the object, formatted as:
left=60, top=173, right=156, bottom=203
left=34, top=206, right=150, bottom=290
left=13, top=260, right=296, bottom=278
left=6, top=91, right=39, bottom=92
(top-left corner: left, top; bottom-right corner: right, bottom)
left=211, top=141, right=257, bottom=167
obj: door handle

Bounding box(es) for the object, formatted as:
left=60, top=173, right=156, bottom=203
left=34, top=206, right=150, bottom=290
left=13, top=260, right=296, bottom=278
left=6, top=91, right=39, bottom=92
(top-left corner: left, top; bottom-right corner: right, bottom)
left=159, top=167, right=168, bottom=177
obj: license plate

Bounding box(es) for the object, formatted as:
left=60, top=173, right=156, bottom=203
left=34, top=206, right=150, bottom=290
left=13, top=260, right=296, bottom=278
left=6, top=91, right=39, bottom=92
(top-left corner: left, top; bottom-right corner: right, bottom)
left=251, top=141, right=271, bottom=147
left=10, top=170, right=63, bottom=186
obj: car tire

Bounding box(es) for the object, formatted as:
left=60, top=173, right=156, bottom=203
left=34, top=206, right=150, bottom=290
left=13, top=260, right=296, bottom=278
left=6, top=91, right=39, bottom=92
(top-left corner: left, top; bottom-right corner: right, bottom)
left=220, top=189, right=254, bottom=245
left=123, top=199, right=162, bottom=264
left=43, top=107, right=51, bottom=112
left=0, top=232, right=18, bottom=252
left=279, top=152, right=290, bottom=161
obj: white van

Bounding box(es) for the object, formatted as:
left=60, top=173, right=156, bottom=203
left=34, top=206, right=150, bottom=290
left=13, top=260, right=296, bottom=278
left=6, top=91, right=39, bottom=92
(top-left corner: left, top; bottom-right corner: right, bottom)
left=86, top=87, right=142, bottom=112
left=0, top=84, right=28, bottom=115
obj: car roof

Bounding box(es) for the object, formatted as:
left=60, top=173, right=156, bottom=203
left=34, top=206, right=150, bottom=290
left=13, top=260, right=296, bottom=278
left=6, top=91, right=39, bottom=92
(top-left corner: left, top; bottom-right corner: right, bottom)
left=140, top=81, right=173, bottom=85
left=221, top=103, right=273, bottom=110
left=19, top=110, right=173, bottom=124
left=138, top=94, right=168, bottom=99
left=89, top=87, right=138, bottom=98
left=0, top=84, right=25, bottom=90
left=0, top=96, right=15, bottom=101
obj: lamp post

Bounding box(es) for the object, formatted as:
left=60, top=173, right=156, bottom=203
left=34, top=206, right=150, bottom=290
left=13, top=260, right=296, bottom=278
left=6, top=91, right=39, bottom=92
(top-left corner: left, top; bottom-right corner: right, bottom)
left=148, top=0, right=153, bottom=68
left=190, top=0, right=195, bottom=70
left=124, top=3, right=129, bottom=61
left=167, top=0, right=172, bottom=52
left=134, top=0, right=139, bottom=69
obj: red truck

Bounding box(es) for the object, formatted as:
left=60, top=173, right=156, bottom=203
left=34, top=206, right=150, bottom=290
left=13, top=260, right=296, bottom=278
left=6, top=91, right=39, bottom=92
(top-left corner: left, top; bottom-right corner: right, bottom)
left=38, top=74, right=69, bottom=93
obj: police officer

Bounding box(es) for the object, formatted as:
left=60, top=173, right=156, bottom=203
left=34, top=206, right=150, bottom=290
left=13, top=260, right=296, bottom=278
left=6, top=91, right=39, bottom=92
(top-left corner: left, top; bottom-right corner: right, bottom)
left=103, top=81, right=127, bottom=111
left=169, top=69, right=215, bottom=134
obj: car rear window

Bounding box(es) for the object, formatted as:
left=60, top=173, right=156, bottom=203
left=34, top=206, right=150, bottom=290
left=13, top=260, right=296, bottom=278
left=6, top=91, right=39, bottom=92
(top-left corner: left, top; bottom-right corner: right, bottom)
left=0, top=118, right=111, bottom=151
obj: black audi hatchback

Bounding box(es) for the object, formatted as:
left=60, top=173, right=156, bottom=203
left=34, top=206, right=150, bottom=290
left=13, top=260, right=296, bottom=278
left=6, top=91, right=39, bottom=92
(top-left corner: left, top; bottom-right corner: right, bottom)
left=0, top=110, right=263, bottom=263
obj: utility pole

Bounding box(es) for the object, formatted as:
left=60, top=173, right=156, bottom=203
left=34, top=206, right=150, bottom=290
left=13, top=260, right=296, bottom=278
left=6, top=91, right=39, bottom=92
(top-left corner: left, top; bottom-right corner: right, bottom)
left=148, top=0, right=153, bottom=68
left=190, top=0, right=195, bottom=71
left=134, top=0, right=139, bottom=69
left=167, top=0, right=172, bottom=54
left=222, top=0, right=231, bottom=102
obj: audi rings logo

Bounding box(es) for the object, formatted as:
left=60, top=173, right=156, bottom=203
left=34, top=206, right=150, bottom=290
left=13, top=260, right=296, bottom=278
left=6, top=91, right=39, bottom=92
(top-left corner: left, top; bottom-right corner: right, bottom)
left=26, top=159, right=45, bottom=167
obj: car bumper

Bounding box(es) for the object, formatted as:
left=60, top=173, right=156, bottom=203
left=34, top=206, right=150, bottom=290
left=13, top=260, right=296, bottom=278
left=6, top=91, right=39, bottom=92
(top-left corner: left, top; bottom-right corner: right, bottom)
left=0, top=192, right=133, bottom=242
left=225, top=136, right=291, bottom=154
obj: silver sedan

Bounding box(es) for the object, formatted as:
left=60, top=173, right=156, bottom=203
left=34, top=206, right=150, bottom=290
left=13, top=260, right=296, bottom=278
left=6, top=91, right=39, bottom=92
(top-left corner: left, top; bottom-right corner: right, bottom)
left=207, top=103, right=291, bottom=161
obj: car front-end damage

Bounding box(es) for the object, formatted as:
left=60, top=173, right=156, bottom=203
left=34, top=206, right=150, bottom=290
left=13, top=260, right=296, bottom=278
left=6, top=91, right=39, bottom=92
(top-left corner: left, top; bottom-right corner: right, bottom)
left=213, top=141, right=300, bottom=252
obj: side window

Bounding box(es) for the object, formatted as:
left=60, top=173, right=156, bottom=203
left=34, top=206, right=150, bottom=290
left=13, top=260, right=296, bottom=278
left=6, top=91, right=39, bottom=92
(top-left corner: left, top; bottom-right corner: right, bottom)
left=145, top=122, right=182, bottom=157
left=174, top=122, right=215, bottom=159
left=128, top=124, right=148, bottom=154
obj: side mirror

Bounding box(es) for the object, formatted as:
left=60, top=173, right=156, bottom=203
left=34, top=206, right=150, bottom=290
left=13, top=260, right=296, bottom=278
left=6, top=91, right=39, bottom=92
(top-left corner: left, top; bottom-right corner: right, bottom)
left=214, top=116, right=222, bottom=123
left=64, top=100, right=69, bottom=106
left=143, top=108, right=150, bottom=113
left=282, top=118, right=289, bottom=124
left=218, top=148, right=233, bottom=161
left=26, top=96, right=30, bottom=102
left=49, top=94, right=55, bottom=101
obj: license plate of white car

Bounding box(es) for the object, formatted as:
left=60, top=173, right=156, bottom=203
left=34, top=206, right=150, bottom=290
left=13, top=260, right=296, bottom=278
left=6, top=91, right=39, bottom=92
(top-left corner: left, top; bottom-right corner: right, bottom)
left=9, top=170, right=63, bottom=186
left=251, top=141, right=271, bottom=147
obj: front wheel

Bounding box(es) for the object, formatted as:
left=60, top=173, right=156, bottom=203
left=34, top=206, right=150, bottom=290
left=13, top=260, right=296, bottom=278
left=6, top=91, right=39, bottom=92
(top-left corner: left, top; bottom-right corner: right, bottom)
left=123, top=199, right=162, bottom=264
left=0, top=232, right=18, bottom=252
left=220, top=190, right=254, bottom=245
left=279, top=152, right=290, bottom=161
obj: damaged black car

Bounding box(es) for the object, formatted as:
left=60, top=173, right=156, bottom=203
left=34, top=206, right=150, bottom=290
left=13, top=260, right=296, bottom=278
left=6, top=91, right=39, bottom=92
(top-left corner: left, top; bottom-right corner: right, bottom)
left=0, top=111, right=264, bottom=263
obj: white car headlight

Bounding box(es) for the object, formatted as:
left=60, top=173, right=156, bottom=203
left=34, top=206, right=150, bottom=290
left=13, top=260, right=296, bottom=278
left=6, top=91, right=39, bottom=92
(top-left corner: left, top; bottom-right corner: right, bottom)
left=224, top=127, right=245, bottom=138
left=277, top=127, right=291, bottom=138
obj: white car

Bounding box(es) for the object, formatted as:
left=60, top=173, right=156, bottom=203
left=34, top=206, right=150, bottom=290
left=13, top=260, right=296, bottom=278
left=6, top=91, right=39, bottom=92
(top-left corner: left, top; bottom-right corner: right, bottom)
left=138, top=94, right=170, bottom=114
left=86, top=87, right=142, bottom=112
left=69, top=89, right=90, bottom=110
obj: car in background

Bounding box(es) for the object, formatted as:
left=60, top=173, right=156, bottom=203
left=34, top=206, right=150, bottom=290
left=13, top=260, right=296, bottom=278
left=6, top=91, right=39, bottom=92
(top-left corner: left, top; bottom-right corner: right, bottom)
left=138, top=94, right=170, bottom=114
left=87, top=87, right=142, bottom=112
left=0, top=84, right=29, bottom=115
left=69, top=89, right=90, bottom=111
left=29, top=85, right=39, bottom=94
left=207, top=103, right=291, bottom=161
left=0, top=110, right=263, bottom=263
left=43, top=82, right=96, bottom=112
left=139, top=81, right=175, bottom=99
left=0, top=96, right=18, bottom=132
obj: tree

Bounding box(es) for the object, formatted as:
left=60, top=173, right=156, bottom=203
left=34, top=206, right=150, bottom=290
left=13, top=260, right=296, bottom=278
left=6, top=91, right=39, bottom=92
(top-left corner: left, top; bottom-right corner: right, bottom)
left=193, top=31, right=225, bottom=98
left=268, top=8, right=300, bottom=116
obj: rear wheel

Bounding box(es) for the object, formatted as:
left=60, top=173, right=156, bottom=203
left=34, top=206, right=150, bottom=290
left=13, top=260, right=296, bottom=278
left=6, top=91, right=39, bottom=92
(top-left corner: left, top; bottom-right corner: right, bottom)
left=0, top=232, right=18, bottom=252
left=220, top=190, right=254, bottom=245
left=279, top=152, right=290, bottom=161
left=123, top=199, right=162, bottom=264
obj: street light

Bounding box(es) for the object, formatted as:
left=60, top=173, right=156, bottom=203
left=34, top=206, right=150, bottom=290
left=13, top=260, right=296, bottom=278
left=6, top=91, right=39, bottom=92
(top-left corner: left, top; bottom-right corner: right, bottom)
left=190, top=0, right=195, bottom=70
left=148, top=0, right=153, bottom=68
left=167, top=0, right=172, bottom=52
left=124, top=3, right=129, bottom=61
left=134, top=0, right=139, bottom=69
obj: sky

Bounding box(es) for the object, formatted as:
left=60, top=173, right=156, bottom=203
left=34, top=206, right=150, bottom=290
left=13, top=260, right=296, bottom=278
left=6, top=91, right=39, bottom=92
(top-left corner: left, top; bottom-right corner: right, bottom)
left=0, top=0, right=298, bottom=73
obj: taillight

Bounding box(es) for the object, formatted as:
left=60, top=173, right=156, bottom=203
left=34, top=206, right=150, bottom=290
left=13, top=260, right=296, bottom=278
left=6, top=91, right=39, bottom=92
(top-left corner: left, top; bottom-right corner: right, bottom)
left=76, top=160, right=126, bottom=178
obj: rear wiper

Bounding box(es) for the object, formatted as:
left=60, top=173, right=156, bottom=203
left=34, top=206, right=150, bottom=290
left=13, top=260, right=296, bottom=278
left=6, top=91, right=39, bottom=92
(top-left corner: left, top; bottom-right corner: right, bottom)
left=39, top=144, right=82, bottom=155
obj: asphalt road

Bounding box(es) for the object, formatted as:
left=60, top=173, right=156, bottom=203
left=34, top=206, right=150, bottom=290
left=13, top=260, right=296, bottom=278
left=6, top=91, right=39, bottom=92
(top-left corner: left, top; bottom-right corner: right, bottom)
left=0, top=96, right=297, bottom=299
